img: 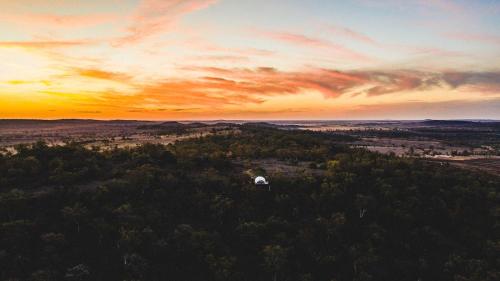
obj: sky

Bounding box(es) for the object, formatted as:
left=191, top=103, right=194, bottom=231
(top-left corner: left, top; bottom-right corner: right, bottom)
left=1, top=0, right=500, bottom=120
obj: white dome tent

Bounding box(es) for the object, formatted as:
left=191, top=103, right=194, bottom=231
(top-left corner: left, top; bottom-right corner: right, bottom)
left=254, top=176, right=270, bottom=191
left=254, top=176, right=268, bottom=185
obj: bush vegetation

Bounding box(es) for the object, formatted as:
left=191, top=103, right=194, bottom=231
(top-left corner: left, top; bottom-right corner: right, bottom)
left=0, top=126, right=498, bottom=281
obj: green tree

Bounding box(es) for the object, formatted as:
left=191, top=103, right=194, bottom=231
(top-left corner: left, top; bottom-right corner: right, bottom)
left=262, top=245, right=288, bottom=281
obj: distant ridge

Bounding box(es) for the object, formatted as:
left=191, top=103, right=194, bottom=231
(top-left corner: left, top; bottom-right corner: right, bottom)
left=1, top=119, right=499, bottom=126
left=421, top=119, right=500, bottom=128
left=0, top=119, right=155, bottom=125
left=422, top=120, right=476, bottom=126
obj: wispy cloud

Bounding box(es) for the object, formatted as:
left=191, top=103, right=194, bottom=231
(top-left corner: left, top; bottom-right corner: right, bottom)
left=358, top=0, right=465, bottom=14
left=0, top=13, right=116, bottom=28
left=417, top=0, right=464, bottom=14
left=3, top=80, right=51, bottom=86
left=257, top=30, right=375, bottom=62
left=115, top=0, right=218, bottom=45
left=442, top=71, right=500, bottom=89
left=322, top=24, right=462, bottom=59
left=0, top=40, right=88, bottom=49
left=72, top=67, right=133, bottom=83
left=75, top=66, right=500, bottom=111
left=444, top=32, right=500, bottom=46
left=2, top=0, right=499, bottom=119
left=185, top=67, right=500, bottom=98
left=324, top=24, right=379, bottom=46
left=352, top=97, right=500, bottom=119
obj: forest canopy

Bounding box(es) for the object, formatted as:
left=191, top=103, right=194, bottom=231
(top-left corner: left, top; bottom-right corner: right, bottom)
left=0, top=125, right=498, bottom=281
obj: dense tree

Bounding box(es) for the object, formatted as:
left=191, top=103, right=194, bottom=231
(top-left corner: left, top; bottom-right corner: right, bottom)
left=0, top=125, right=498, bottom=281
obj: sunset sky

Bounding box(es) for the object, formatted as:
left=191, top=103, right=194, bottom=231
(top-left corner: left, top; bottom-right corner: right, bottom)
left=1, top=0, right=500, bottom=120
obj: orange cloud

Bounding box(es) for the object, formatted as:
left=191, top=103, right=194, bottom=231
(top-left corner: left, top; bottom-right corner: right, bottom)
left=0, top=40, right=87, bottom=49
left=0, top=13, right=116, bottom=28
left=5, top=80, right=51, bottom=86
left=182, top=67, right=427, bottom=98
left=3, top=64, right=500, bottom=119
left=10, top=64, right=497, bottom=119
left=75, top=66, right=500, bottom=112
left=72, top=68, right=133, bottom=83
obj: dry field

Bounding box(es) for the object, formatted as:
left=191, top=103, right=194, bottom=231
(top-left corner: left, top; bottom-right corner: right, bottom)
left=2, top=119, right=499, bottom=175
left=354, top=137, right=490, bottom=156
left=295, top=120, right=500, bottom=175
left=0, top=120, right=234, bottom=152
left=236, top=159, right=324, bottom=178
left=0, top=120, right=147, bottom=147
left=434, top=157, right=500, bottom=175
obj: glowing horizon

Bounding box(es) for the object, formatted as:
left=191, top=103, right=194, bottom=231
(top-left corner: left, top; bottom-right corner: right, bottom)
left=1, top=0, right=500, bottom=120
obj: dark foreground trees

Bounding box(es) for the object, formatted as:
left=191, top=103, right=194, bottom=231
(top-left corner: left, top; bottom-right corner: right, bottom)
left=0, top=127, right=498, bottom=281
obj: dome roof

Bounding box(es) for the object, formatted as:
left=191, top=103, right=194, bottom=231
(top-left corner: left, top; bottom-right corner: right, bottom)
left=254, top=176, right=268, bottom=185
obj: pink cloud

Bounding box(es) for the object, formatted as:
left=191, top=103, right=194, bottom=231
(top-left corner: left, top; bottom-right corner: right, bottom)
left=187, top=67, right=500, bottom=98
left=324, top=25, right=379, bottom=46
left=257, top=30, right=375, bottom=62
left=444, top=32, right=500, bottom=45
left=184, top=37, right=275, bottom=56
left=322, top=24, right=462, bottom=58
left=115, top=0, right=218, bottom=45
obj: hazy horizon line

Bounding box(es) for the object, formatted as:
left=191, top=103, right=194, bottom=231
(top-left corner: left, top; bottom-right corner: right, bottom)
left=1, top=118, right=499, bottom=122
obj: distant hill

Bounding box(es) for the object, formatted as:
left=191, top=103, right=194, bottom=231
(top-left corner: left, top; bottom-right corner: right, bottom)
left=0, top=119, right=150, bottom=125
left=242, top=122, right=300, bottom=129
left=421, top=119, right=500, bottom=127
left=137, top=121, right=209, bottom=130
